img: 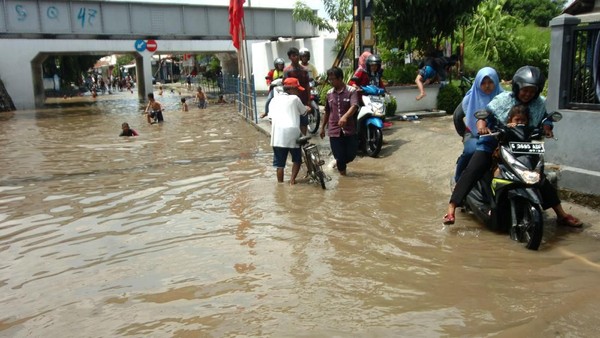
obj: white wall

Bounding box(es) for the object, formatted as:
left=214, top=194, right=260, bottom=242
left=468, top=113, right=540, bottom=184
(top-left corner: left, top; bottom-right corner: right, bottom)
left=251, top=37, right=337, bottom=92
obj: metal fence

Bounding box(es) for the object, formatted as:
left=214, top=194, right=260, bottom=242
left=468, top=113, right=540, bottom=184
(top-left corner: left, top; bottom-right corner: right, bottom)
left=236, top=76, right=258, bottom=123
left=568, top=23, right=600, bottom=110
left=193, top=73, right=257, bottom=123
left=192, top=74, right=238, bottom=104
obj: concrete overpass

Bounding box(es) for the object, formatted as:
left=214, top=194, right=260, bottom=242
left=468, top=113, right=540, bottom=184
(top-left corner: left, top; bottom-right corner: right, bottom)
left=0, top=0, right=318, bottom=109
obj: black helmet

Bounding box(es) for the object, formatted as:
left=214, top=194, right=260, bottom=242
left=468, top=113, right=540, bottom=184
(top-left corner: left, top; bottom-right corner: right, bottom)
left=299, top=48, right=311, bottom=60
left=366, top=54, right=382, bottom=71
left=512, top=66, right=545, bottom=99
left=274, top=58, right=285, bottom=68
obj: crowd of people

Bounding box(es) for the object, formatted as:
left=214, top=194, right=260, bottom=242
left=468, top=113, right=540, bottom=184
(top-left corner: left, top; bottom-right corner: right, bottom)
left=261, top=47, right=583, bottom=228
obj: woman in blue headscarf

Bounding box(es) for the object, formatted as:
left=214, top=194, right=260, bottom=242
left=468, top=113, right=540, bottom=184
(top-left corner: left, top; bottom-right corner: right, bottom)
left=453, top=67, right=503, bottom=183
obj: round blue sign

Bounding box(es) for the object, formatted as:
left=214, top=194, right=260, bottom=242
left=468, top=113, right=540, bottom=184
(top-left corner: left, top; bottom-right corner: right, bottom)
left=134, top=40, right=146, bottom=52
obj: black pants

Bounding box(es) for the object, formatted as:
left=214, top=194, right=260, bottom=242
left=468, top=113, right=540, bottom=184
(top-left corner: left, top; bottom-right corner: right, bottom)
left=449, top=150, right=560, bottom=210
left=330, top=134, right=358, bottom=172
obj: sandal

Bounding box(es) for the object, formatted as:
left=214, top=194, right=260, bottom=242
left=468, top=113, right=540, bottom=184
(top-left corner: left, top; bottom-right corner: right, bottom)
left=442, top=214, right=455, bottom=225
left=557, top=214, right=583, bottom=228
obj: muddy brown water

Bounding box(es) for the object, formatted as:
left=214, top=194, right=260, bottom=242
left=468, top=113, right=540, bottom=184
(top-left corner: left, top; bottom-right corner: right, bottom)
left=1, top=90, right=599, bottom=337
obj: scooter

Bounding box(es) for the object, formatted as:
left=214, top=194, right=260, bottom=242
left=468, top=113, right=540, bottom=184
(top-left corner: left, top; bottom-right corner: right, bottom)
left=461, top=110, right=562, bottom=250
left=357, top=85, right=386, bottom=157
left=307, top=78, right=321, bottom=134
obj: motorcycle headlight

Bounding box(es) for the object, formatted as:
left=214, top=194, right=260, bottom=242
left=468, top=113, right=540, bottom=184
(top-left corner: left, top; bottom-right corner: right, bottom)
left=370, top=102, right=384, bottom=116
left=501, top=147, right=541, bottom=184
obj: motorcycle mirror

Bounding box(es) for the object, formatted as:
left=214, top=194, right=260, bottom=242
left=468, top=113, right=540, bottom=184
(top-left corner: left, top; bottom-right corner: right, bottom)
left=474, top=109, right=489, bottom=120
left=549, top=111, right=563, bottom=122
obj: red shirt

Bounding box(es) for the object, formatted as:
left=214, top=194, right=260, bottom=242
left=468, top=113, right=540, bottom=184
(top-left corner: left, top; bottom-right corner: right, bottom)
left=283, top=64, right=311, bottom=105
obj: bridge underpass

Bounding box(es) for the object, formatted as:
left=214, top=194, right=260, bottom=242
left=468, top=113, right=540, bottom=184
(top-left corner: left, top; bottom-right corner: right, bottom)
left=0, top=1, right=318, bottom=109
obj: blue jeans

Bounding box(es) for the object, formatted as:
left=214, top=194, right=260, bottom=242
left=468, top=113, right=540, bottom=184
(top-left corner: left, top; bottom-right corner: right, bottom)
left=265, top=90, right=275, bottom=114
left=330, top=134, right=358, bottom=172
left=454, top=133, right=477, bottom=182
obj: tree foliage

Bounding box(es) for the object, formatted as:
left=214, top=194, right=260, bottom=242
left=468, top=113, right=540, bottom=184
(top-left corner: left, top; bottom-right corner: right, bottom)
left=293, top=0, right=353, bottom=62
left=504, top=0, right=566, bottom=27
left=293, top=1, right=335, bottom=33
left=467, top=0, right=519, bottom=62
left=373, top=0, right=482, bottom=53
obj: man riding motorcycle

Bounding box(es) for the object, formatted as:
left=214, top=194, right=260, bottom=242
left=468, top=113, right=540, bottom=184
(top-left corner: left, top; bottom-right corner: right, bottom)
left=264, top=58, right=285, bottom=116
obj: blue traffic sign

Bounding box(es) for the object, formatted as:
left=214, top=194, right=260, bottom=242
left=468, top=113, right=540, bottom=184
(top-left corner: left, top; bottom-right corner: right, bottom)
left=134, top=39, right=146, bottom=52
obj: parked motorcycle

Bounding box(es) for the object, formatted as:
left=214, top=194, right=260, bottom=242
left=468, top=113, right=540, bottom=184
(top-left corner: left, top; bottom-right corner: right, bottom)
left=461, top=110, right=562, bottom=250
left=357, top=85, right=386, bottom=157
left=307, top=78, right=321, bottom=134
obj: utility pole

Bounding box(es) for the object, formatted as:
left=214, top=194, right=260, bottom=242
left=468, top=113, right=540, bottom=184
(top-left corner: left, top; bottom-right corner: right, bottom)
left=353, top=0, right=375, bottom=69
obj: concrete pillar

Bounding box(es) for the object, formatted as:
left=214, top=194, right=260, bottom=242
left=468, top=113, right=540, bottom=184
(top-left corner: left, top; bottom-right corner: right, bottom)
left=216, top=52, right=239, bottom=76
left=547, top=14, right=581, bottom=113
left=0, top=46, right=39, bottom=110
left=31, top=53, right=48, bottom=108
left=135, top=52, right=154, bottom=102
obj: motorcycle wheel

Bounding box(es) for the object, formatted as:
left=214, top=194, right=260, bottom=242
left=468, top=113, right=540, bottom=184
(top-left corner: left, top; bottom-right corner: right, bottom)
left=364, top=125, right=383, bottom=157
left=510, top=199, right=543, bottom=251
left=308, top=101, right=320, bottom=134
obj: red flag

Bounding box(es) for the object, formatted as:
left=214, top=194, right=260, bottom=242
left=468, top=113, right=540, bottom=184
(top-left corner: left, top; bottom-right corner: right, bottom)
left=229, top=0, right=246, bottom=50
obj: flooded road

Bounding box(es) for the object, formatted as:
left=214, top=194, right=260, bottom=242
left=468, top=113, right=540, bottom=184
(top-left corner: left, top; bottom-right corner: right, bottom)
left=1, top=90, right=600, bottom=337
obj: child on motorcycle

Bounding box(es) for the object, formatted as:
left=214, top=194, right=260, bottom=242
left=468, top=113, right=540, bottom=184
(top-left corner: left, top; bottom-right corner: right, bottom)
left=492, top=105, right=529, bottom=177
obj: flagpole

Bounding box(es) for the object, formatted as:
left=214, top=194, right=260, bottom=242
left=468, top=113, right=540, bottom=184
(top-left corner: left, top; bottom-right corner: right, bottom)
left=241, top=17, right=253, bottom=119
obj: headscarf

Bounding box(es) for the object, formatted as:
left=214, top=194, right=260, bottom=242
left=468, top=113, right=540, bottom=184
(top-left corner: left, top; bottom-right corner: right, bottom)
left=358, top=51, right=372, bottom=71
left=462, top=67, right=502, bottom=136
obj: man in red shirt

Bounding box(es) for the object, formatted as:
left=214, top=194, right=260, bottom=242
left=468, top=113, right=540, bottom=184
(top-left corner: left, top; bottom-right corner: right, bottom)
left=283, top=47, right=311, bottom=135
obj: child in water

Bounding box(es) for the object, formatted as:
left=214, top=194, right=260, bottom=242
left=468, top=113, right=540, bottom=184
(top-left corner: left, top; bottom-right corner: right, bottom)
left=119, top=122, right=138, bottom=137
left=145, top=93, right=164, bottom=124
left=195, top=87, right=207, bottom=109
left=181, top=98, right=189, bottom=112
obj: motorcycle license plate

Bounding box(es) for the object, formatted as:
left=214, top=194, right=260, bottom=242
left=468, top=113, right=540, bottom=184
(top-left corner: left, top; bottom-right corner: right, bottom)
left=509, top=142, right=545, bottom=154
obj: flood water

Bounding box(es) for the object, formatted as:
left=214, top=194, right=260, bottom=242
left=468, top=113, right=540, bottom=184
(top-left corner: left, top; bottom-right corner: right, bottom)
left=1, top=90, right=600, bottom=337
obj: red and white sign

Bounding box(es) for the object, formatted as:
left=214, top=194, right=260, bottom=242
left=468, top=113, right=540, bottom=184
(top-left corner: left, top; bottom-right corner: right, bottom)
left=146, top=39, right=158, bottom=52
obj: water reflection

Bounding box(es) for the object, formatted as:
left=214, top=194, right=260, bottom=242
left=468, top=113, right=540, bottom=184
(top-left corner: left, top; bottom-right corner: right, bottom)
left=0, top=90, right=599, bottom=337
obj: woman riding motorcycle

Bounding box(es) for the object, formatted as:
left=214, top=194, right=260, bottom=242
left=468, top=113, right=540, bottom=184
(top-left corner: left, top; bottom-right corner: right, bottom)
left=349, top=54, right=385, bottom=90
left=443, top=65, right=582, bottom=228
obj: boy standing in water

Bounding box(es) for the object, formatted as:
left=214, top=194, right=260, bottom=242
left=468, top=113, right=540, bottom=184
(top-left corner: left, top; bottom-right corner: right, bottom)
left=145, top=93, right=164, bottom=124
left=195, top=87, right=207, bottom=109
left=181, top=98, right=189, bottom=112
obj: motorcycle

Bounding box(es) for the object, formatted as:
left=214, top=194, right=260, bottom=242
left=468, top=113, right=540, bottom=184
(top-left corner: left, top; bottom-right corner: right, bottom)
left=307, top=78, right=321, bottom=134
left=357, top=85, right=386, bottom=157
left=461, top=110, right=562, bottom=250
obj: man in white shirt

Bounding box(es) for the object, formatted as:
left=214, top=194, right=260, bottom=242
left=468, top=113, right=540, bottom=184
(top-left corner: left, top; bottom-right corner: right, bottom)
left=260, top=78, right=308, bottom=184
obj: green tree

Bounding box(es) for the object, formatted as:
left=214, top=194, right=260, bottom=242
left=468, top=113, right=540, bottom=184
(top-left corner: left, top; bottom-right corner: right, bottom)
left=293, top=0, right=353, bottom=68
left=467, top=0, right=519, bottom=62
left=373, top=0, right=482, bottom=53
left=504, top=0, right=566, bottom=27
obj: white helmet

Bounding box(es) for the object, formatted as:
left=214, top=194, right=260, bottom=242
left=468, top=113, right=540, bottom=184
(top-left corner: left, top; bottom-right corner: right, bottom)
left=299, top=48, right=310, bottom=60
